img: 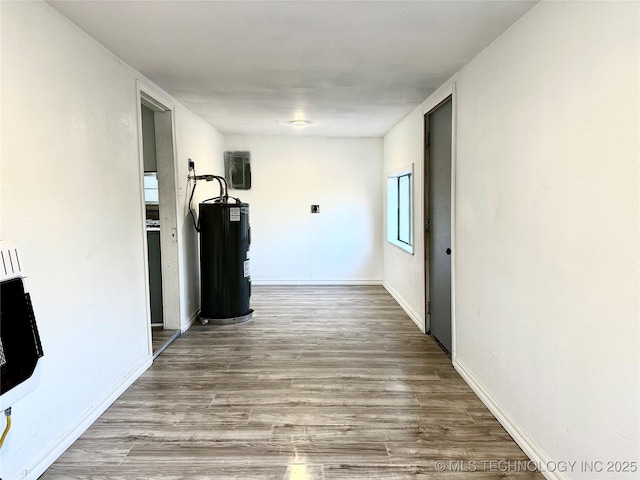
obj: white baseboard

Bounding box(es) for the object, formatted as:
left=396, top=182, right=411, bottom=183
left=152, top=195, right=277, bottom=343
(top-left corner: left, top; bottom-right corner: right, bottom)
left=252, top=279, right=383, bottom=286
left=382, top=281, right=425, bottom=333
left=183, top=310, right=199, bottom=332
left=22, top=356, right=152, bottom=480
left=453, top=359, right=563, bottom=480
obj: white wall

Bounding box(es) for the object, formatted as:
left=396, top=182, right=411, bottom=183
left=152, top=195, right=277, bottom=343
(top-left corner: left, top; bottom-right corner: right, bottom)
left=0, top=2, right=224, bottom=479
left=384, top=2, right=639, bottom=478
left=382, top=108, right=426, bottom=329
left=174, top=105, right=225, bottom=319
left=224, top=135, right=383, bottom=284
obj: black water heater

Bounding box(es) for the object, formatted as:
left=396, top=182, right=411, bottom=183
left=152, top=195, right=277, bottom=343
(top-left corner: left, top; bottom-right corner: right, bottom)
left=198, top=201, right=252, bottom=324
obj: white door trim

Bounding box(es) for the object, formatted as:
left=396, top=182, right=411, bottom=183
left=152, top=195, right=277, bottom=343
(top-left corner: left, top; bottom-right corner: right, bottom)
left=135, top=80, right=183, bottom=356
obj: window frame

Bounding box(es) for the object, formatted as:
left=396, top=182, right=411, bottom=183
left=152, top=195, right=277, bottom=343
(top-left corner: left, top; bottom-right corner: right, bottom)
left=386, top=164, right=414, bottom=254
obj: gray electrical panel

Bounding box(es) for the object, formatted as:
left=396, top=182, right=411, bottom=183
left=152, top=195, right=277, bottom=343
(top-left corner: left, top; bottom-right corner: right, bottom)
left=224, top=151, right=251, bottom=190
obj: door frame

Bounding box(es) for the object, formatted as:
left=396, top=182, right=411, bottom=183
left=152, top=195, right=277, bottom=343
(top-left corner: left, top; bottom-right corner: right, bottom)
left=421, top=81, right=457, bottom=358
left=135, top=80, right=183, bottom=356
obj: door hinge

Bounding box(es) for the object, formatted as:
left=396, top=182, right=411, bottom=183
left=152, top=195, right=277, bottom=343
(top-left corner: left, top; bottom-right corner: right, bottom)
left=425, top=218, right=430, bottom=233
left=427, top=301, right=431, bottom=315
left=425, top=133, right=430, bottom=148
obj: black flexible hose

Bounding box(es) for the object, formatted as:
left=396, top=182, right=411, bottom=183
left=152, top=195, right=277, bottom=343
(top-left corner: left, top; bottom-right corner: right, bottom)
left=219, top=176, right=229, bottom=198
left=188, top=176, right=199, bottom=232
left=213, top=176, right=224, bottom=200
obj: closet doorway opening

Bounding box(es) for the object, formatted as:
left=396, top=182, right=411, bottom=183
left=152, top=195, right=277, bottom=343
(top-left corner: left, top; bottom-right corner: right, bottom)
left=139, top=89, right=181, bottom=358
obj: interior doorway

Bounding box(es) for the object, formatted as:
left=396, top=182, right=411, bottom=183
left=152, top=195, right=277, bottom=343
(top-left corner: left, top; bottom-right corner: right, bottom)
left=139, top=89, right=182, bottom=358
left=424, top=96, right=453, bottom=355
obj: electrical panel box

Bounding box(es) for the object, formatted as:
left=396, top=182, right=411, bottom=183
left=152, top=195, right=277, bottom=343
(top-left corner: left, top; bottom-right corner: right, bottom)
left=224, top=151, right=251, bottom=190
left=0, top=242, right=43, bottom=409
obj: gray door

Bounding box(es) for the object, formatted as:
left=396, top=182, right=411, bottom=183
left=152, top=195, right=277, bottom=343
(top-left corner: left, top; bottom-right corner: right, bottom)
left=427, top=97, right=452, bottom=353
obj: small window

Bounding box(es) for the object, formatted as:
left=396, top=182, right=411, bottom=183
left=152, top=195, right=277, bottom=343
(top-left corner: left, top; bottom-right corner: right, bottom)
left=143, top=172, right=159, bottom=205
left=387, top=165, right=413, bottom=254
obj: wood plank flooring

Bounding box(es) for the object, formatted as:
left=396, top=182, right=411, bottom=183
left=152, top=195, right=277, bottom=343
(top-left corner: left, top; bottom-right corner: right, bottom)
left=41, top=286, right=542, bottom=479
left=151, top=327, right=180, bottom=358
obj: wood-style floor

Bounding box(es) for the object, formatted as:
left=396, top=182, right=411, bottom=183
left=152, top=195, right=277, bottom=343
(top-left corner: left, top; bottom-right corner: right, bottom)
left=41, top=286, right=542, bottom=479
left=151, top=327, right=180, bottom=358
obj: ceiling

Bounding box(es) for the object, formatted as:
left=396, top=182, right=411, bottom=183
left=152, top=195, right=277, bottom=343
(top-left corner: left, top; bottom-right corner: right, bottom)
left=48, top=1, right=536, bottom=137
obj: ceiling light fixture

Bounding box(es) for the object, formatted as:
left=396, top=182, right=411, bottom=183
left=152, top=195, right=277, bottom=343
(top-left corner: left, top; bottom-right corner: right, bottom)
left=290, top=120, right=310, bottom=128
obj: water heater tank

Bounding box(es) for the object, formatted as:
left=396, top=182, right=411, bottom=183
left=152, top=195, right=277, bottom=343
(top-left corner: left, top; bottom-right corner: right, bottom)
left=198, top=201, right=252, bottom=324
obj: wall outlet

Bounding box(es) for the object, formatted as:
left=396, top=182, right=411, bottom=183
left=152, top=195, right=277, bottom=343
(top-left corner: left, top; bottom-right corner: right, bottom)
left=311, top=205, right=320, bottom=213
